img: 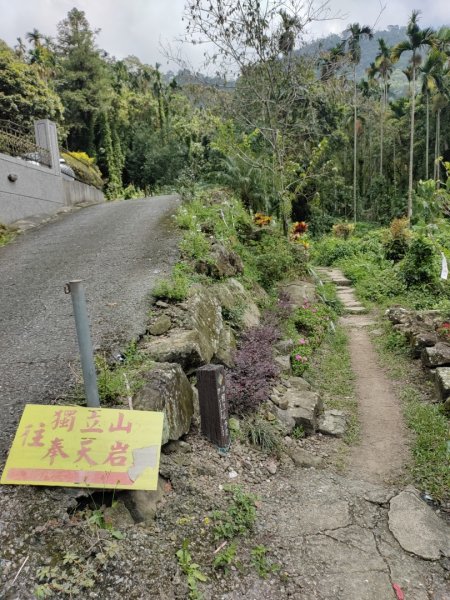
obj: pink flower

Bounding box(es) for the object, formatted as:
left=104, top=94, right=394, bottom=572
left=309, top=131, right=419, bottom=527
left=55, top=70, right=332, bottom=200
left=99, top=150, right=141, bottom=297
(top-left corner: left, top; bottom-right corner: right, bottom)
left=295, top=354, right=302, bottom=361
left=298, top=338, right=307, bottom=345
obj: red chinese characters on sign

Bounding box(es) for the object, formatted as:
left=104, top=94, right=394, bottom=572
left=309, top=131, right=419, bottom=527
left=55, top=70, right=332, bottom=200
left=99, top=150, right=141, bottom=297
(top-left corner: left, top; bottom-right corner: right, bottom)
left=109, top=413, right=132, bottom=434
left=43, top=438, right=69, bottom=465
left=80, top=410, right=103, bottom=433
left=52, top=410, right=77, bottom=432
left=75, top=439, right=97, bottom=466
left=21, top=423, right=46, bottom=447
left=103, top=442, right=129, bottom=466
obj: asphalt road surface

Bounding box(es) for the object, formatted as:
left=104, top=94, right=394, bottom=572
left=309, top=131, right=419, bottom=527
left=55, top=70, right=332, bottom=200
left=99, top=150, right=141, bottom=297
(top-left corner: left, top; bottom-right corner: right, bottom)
left=0, top=195, right=180, bottom=459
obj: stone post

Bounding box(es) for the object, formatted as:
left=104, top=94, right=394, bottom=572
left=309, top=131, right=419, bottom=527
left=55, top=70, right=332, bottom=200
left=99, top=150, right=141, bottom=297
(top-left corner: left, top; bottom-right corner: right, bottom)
left=34, top=119, right=61, bottom=175
left=197, top=364, right=230, bottom=448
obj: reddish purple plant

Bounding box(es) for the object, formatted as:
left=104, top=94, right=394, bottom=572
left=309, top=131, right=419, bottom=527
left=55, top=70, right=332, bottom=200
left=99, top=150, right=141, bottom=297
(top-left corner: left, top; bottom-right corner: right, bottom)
left=226, top=322, right=281, bottom=414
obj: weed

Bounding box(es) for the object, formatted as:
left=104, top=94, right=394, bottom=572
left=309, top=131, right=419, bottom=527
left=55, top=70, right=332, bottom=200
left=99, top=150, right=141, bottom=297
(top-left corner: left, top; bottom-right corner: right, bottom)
left=87, top=506, right=125, bottom=540
left=306, top=326, right=359, bottom=445
left=213, top=542, right=238, bottom=572
left=291, top=425, right=305, bottom=439
left=375, top=326, right=449, bottom=502
left=251, top=545, right=280, bottom=579
left=176, top=539, right=208, bottom=600
left=401, top=386, right=449, bottom=502
left=179, top=230, right=211, bottom=261
left=153, top=264, right=191, bottom=302
left=241, top=417, right=282, bottom=456
left=221, top=303, right=246, bottom=330
left=212, top=486, right=257, bottom=541
left=0, top=223, right=16, bottom=247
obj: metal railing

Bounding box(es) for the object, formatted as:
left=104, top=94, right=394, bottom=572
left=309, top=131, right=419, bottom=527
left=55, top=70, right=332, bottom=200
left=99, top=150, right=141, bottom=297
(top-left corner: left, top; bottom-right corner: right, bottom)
left=0, top=120, right=51, bottom=167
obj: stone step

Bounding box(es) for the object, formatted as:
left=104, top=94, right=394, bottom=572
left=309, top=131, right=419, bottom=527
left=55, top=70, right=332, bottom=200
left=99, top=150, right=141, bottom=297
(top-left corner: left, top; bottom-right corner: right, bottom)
left=344, top=306, right=368, bottom=315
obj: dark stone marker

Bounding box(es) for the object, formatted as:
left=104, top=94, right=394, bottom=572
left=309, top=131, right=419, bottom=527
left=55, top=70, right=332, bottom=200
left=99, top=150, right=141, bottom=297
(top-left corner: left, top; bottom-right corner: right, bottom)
left=197, top=364, right=230, bottom=448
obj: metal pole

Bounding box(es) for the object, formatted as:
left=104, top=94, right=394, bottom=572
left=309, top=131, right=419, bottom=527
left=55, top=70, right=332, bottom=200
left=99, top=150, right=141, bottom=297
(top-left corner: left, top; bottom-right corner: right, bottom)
left=65, top=280, right=100, bottom=408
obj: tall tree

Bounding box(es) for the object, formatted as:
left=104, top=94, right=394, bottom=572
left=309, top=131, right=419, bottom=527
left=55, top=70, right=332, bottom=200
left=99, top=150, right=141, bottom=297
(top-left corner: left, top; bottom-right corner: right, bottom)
left=374, top=38, right=393, bottom=176
left=55, top=8, right=110, bottom=152
left=184, top=0, right=329, bottom=230
left=392, top=11, right=435, bottom=218
left=344, top=23, right=373, bottom=222
left=420, top=49, right=444, bottom=179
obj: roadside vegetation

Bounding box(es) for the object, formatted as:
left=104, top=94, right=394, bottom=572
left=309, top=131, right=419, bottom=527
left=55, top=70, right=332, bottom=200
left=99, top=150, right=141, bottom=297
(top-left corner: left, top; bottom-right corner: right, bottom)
left=0, top=223, right=16, bottom=246
left=373, top=325, right=449, bottom=502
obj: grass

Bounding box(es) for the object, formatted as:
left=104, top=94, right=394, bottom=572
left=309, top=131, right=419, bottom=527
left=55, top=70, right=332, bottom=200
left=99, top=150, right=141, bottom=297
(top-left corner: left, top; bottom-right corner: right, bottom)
left=306, top=326, right=359, bottom=445
left=0, top=223, right=17, bottom=247
left=401, top=386, right=449, bottom=502
left=373, top=324, right=450, bottom=503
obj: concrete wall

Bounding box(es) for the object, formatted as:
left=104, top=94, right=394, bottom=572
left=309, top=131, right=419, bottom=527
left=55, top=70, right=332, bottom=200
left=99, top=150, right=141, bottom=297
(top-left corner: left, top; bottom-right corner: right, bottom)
left=0, top=152, right=65, bottom=224
left=63, top=177, right=105, bottom=207
left=0, top=119, right=104, bottom=225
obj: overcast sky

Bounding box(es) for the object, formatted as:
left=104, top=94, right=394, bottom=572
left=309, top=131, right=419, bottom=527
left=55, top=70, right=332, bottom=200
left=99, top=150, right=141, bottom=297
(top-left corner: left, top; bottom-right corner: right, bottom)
left=0, top=0, right=447, bottom=70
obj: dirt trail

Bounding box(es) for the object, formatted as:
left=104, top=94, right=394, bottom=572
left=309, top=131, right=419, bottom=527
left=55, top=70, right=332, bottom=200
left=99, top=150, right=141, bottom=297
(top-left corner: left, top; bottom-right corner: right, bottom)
left=317, top=268, right=410, bottom=485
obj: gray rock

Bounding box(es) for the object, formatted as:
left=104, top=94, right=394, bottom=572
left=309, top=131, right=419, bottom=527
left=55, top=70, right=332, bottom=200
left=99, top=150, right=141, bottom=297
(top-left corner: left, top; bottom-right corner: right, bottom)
left=422, top=342, right=450, bottom=367
left=103, top=500, right=135, bottom=529
left=162, top=440, right=192, bottom=455
left=363, top=488, right=396, bottom=506
left=318, top=410, right=347, bottom=437
left=215, top=324, right=236, bottom=368
left=288, top=376, right=312, bottom=392
left=149, top=315, right=172, bottom=336
left=143, top=329, right=204, bottom=372
left=275, top=406, right=296, bottom=433
left=134, top=362, right=194, bottom=444
left=186, top=284, right=223, bottom=359
left=388, top=489, right=450, bottom=560
left=286, top=447, right=322, bottom=468
left=271, top=394, right=289, bottom=410
left=195, top=243, right=243, bottom=279
left=144, top=284, right=223, bottom=371
left=410, top=331, right=439, bottom=358
left=266, top=460, right=278, bottom=475
left=123, top=476, right=166, bottom=523
left=279, top=390, right=323, bottom=433
left=280, top=280, right=317, bottom=308
left=434, top=367, right=450, bottom=409
left=274, top=355, right=291, bottom=375
left=155, top=300, right=169, bottom=308
left=212, top=278, right=261, bottom=328
left=274, top=339, right=295, bottom=354
left=386, top=307, right=412, bottom=325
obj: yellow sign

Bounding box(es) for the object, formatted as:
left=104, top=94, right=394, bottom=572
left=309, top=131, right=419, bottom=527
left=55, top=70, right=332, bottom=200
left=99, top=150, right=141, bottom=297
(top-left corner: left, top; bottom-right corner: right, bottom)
left=0, top=405, right=163, bottom=490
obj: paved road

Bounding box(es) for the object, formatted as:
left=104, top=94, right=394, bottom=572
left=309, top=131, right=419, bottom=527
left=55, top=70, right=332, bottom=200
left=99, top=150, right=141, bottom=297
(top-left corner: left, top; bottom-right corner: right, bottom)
left=0, top=195, right=180, bottom=458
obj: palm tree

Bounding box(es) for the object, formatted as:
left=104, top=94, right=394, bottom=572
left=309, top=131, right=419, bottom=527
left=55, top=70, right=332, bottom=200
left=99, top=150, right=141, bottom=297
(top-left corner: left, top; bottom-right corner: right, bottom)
left=374, top=39, right=393, bottom=176
left=392, top=11, right=435, bottom=218
left=26, top=28, right=43, bottom=49
left=344, top=23, right=373, bottom=222
left=432, top=65, right=449, bottom=183
left=319, top=42, right=346, bottom=81
left=420, top=49, right=444, bottom=179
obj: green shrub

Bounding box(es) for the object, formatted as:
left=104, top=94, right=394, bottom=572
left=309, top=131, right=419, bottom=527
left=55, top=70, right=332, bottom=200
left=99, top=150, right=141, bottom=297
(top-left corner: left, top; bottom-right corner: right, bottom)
left=153, top=264, right=191, bottom=301
left=399, top=237, right=439, bottom=288
left=179, top=230, right=210, bottom=260
left=311, top=236, right=360, bottom=266
left=383, top=217, right=411, bottom=262
left=62, top=151, right=103, bottom=189
left=252, top=231, right=307, bottom=290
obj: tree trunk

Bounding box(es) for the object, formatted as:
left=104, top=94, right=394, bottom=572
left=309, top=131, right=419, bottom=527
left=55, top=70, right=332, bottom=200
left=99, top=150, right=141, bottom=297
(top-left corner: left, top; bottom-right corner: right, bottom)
left=435, top=108, right=441, bottom=187
left=425, top=92, right=430, bottom=180
left=353, top=66, right=358, bottom=223
left=380, top=81, right=385, bottom=177
left=407, top=58, right=416, bottom=219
